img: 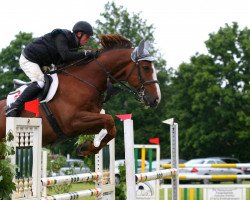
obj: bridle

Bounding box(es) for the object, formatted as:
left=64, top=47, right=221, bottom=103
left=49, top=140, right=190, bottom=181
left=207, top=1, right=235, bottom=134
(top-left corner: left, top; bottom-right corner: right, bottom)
left=122, top=60, right=159, bottom=102
left=94, top=59, right=159, bottom=103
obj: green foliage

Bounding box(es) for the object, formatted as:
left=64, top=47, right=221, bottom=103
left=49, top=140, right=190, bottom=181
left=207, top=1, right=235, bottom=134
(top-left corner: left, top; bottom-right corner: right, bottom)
left=0, top=32, right=33, bottom=99
left=47, top=153, right=66, bottom=175
left=48, top=184, right=72, bottom=195
left=75, top=135, right=95, bottom=171
left=96, top=2, right=154, bottom=44
left=46, top=153, right=72, bottom=194
left=115, top=164, right=126, bottom=199
left=95, top=2, right=166, bottom=70
left=0, top=137, right=16, bottom=199
left=167, top=22, right=250, bottom=161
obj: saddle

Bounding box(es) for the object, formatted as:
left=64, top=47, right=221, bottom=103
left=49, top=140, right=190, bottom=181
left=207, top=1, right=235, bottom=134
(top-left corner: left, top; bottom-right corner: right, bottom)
left=14, top=74, right=52, bottom=100
left=7, top=74, right=59, bottom=107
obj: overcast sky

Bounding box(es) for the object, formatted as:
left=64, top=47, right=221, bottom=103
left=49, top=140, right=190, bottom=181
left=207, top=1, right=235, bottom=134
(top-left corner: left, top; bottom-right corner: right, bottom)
left=1, top=0, right=250, bottom=68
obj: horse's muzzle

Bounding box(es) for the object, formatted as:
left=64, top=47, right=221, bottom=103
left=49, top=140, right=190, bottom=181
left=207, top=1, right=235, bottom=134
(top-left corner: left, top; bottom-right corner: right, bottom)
left=143, top=95, right=160, bottom=107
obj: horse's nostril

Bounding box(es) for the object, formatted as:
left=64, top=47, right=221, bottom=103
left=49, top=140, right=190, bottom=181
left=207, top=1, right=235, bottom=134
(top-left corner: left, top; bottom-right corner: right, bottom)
left=155, top=98, right=160, bottom=104
left=149, top=98, right=158, bottom=107
left=143, top=95, right=160, bottom=107
left=153, top=98, right=160, bottom=106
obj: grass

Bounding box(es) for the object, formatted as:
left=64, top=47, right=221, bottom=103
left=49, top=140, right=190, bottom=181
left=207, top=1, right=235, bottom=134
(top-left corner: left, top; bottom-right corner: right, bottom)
left=47, top=182, right=96, bottom=200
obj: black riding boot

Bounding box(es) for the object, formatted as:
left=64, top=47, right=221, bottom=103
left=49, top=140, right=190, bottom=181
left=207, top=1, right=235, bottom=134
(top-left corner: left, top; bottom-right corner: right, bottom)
left=6, top=82, right=42, bottom=117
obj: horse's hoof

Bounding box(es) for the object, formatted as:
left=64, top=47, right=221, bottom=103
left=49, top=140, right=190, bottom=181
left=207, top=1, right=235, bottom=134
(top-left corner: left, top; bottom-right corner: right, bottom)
left=77, top=141, right=92, bottom=156
left=77, top=151, right=89, bottom=157
left=76, top=140, right=101, bottom=156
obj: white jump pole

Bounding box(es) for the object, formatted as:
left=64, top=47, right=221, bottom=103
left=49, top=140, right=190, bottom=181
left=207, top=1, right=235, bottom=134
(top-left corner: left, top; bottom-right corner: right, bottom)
left=116, top=114, right=136, bottom=200
left=163, top=118, right=179, bottom=200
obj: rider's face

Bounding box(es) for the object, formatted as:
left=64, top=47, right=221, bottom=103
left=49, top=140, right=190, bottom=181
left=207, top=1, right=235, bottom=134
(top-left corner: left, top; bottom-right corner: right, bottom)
left=78, top=33, right=90, bottom=46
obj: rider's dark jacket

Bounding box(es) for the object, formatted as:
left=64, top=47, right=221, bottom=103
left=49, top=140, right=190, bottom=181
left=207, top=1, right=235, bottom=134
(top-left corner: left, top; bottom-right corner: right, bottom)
left=23, top=29, right=86, bottom=67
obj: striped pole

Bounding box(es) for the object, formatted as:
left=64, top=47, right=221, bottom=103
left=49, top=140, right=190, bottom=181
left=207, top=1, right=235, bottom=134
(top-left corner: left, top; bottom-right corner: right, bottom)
left=179, top=174, right=250, bottom=180
left=41, top=172, right=102, bottom=186
left=162, top=163, right=250, bottom=168
left=163, top=118, right=179, bottom=200
left=135, top=168, right=177, bottom=183
left=41, top=188, right=102, bottom=200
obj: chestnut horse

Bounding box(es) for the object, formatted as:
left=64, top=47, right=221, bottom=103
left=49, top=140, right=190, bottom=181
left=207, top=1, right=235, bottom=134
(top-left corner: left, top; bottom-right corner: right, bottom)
left=0, top=34, right=161, bottom=155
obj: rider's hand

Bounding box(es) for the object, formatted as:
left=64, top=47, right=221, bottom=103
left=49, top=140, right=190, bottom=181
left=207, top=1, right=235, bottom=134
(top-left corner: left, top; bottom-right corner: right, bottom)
left=85, top=51, right=99, bottom=59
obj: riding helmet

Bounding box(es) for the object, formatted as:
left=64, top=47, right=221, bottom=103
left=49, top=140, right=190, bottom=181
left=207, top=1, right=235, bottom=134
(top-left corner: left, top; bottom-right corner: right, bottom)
left=72, top=21, right=93, bottom=36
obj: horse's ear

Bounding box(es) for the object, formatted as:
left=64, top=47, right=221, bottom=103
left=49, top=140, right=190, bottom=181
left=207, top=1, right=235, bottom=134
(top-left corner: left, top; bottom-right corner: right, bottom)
left=137, top=40, right=145, bottom=58
left=131, top=39, right=155, bottom=62
left=144, top=40, right=150, bottom=51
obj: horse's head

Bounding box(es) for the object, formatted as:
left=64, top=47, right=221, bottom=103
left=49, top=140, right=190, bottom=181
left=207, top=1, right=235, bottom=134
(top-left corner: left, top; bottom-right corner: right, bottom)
left=99, top=35, right=161, bottom=107
left=127, top=40, right=161, bottom=107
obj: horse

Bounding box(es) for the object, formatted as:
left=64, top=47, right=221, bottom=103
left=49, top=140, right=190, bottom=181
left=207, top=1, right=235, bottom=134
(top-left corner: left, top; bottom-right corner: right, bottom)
left=0, top=34, right=161, bottom=156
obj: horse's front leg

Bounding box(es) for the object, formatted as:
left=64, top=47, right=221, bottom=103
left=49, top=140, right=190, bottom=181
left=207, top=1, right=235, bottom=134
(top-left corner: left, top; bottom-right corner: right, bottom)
left=71, top=112, right=116, bottom=156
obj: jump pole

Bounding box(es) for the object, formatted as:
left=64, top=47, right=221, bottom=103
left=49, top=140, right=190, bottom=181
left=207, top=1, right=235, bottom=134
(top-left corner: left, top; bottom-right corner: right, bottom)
left=116, top=114, right=136, bottom=200
left=163, top=118, right=179, bottom=200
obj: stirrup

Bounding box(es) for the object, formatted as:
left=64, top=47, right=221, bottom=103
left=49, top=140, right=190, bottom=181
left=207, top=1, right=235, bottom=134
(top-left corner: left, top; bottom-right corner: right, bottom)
left=5, top=106, right=19, bottom=117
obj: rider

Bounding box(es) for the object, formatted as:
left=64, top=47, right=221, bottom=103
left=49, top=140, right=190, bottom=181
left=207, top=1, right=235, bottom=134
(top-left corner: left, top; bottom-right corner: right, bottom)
left=6, top=21, right=97, bottom=117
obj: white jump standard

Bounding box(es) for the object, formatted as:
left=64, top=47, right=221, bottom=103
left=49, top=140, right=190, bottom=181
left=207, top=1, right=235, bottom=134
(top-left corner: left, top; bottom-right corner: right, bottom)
left=6, top=117, right=115, bottom=200
left=117, top=115, right=178, bottom=200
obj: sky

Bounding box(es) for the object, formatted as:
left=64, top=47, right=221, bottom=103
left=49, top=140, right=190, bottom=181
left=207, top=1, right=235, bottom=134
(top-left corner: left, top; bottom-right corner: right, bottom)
left=0, top=0, right=250, bottom=68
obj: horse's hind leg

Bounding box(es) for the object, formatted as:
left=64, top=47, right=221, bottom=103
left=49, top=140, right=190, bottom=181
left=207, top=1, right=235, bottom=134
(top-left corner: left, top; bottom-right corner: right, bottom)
left=71, top=112, right=116, bottom=156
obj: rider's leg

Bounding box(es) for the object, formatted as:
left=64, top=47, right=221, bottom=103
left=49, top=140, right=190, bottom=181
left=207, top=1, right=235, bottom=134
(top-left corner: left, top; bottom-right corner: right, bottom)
left=6, top=82, right=43, bottom=117
left=6, top=54, right=45, bottom=117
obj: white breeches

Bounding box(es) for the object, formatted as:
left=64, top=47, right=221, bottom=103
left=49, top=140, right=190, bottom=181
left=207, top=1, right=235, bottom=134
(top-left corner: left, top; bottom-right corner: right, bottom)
left=19, top=54, right=45, bottom=88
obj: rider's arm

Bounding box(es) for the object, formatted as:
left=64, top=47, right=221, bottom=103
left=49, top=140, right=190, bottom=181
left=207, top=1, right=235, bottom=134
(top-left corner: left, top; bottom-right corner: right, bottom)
left=54, top=33, right=86, bottom=61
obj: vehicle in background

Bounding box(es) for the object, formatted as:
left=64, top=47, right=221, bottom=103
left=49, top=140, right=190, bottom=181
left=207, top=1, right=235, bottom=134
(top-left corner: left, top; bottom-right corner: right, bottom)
left=52, top=159, right=91, bottom=176
left=179, top=158, right=244, bottom=184
left=207, top=157, right=245, bottom=173
left=245, top=167, right=250, bottom=174
left=208, top=157, right=240, bottom=164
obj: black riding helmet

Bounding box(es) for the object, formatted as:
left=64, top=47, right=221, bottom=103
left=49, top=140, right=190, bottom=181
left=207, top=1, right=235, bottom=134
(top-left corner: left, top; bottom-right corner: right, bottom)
left=72, top=21, right=93, bottom=36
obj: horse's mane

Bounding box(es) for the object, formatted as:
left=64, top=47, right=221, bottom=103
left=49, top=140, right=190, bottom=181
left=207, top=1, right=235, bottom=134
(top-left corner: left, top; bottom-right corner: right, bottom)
left=99, top=34, right=132, bottom=51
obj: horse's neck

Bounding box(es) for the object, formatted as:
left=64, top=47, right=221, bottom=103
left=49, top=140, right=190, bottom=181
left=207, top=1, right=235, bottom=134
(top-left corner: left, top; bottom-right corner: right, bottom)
left=57, top=49, right=132, bottom=98
left=103, top=49, right=132, bottom=80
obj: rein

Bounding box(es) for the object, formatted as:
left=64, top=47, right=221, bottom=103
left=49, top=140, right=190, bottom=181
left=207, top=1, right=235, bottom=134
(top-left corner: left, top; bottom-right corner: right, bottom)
left=94, top=60, right=140, bottom=99
left=49, top=56, right=159, bottom=103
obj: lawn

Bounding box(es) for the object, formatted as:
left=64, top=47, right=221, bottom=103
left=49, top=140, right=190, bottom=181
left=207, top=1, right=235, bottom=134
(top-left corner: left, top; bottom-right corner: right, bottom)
left=47, top=182, right=96, bottom=200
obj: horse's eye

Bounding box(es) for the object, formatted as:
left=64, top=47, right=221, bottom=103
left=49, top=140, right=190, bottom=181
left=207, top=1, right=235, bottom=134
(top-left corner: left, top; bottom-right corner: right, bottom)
left=142, top=65, right=151, bottom=72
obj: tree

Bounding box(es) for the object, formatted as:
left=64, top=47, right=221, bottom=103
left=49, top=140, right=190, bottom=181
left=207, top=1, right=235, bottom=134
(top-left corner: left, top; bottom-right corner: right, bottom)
left=0, top=32, right=33, bottom=99
left=167, top=23, right=250, bottom=161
